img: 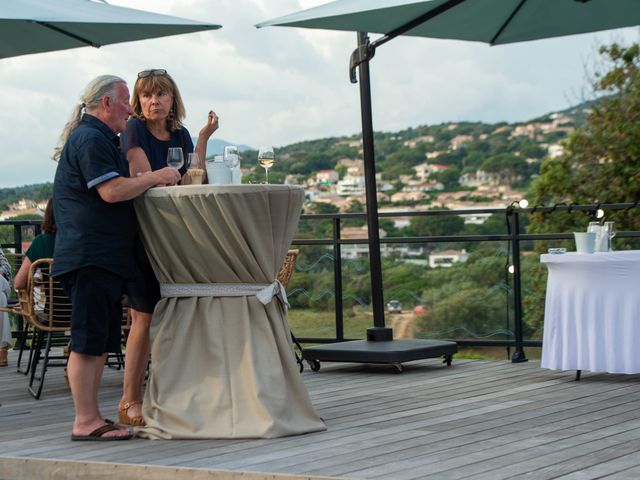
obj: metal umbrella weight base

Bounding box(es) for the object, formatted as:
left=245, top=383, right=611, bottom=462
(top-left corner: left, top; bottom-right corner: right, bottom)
left=301, top=327, right=458, bottom=373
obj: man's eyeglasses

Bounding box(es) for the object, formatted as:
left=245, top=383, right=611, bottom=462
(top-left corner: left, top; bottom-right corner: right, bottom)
left=137, top=69, right=167, bottom=79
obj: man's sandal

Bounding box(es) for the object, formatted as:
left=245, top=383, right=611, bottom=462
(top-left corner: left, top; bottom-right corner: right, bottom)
left=118, top=400, right=146, bottom=426
left=71, top=423, right=133, bottom=441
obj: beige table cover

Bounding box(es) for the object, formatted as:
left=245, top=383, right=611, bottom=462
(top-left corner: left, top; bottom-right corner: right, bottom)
left=133, top=185, right=325, bottom=439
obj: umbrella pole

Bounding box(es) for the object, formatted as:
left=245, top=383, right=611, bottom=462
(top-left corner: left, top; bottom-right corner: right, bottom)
left=297, top=32, right=458, bottom=372
left=355, top=32, right=392, bottom=340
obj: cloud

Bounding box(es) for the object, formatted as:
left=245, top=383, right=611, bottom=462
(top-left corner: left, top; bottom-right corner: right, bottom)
left=0, top=0, right=637, bottom=187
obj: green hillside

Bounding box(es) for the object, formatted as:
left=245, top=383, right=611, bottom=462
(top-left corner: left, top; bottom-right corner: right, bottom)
left=0, top=99, right=592, bottom=210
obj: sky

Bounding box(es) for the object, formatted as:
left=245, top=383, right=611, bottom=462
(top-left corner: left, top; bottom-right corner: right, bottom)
left=0, top=0, right=638, bottom=188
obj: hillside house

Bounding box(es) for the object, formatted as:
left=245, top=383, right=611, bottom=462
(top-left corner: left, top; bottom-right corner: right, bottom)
left=428, top=249, right=469, bottom=268
left=336, top=174, right=365, bottom=196
left=341, top=225, right=389, bottom=259
left=284, top=174, right=302, bottom=185
left=402, top=180, right=444, bottom=193
left=413, top=163, right=449, bottom=181
left=390, top=191, right=427, bottom=203
left=336, top=159, right=364, bottom=174
left=547, top=144, right=565, bottom=158
left=459, top=169, right=522, bottom=187
left=315, top=170, right=339, bottom=185
left=450, top=135, right=473, bottom=150
left=8, top=199, right=35, bottom=211
left=403, top=135, right=434, bottom=148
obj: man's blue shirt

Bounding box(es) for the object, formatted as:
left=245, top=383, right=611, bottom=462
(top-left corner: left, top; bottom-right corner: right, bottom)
left=53, top=114, right=136, bottom=279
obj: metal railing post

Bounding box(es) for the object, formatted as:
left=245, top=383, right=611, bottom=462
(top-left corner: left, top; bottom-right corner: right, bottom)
left=509, top=208, right=527, bottom=363
left=13, top=223, right=23, bottom=252
left=333, top=217, right=344, bottom=341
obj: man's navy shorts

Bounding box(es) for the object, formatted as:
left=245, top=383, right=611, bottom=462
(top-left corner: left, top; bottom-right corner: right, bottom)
left=59, top=266, right=125, bottom=356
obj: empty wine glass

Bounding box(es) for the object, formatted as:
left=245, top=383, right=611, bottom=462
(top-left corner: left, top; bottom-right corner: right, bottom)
left=604, top=221, right=616, bottom=251
left=187, top=152, right=201, bottom=169
left=257, top=146, right=275, bottom=184
left=167, top=147, right=184, bottom=171
left=223, top=145, right=239, bottom=169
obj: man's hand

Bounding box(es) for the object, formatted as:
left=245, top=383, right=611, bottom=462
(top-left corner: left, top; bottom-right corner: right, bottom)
left=98, top=167, right=182, bottom=203
left=152, top=167, right=181, bottom=187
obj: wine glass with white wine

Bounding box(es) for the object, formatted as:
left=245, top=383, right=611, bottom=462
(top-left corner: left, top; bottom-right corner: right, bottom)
left=257, top=146, right=275, bottom=184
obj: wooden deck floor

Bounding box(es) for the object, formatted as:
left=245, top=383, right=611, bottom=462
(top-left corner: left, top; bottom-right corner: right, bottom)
left=2, top=349, right=640, bottom=479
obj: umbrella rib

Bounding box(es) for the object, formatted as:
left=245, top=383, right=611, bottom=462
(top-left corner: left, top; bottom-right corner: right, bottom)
left=34, top=21, right=101, bottom=48
left=371, top=0, right=467, bottom=50
left=489, top=0, right=527, bottom=45
left=350, top=0, right=467, bottom=83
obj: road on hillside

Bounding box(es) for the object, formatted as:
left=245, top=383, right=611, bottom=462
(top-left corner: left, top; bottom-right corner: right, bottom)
left=387, top=312, right=416, bottom=339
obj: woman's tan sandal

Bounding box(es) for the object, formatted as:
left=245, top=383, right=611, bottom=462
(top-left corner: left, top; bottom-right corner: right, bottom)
left=0, top=348, right=8, bottom=367
left=118, top=400, right=146, bottom=426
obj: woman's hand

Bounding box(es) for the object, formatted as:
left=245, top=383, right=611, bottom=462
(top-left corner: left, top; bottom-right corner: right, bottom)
left=199, top=110, right=219, bottom=140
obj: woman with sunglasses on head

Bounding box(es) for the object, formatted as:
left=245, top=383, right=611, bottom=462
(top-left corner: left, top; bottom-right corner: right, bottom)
left=118, top=68, right=219, bottom=426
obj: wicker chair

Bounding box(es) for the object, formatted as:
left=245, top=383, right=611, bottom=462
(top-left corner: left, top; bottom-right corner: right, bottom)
left=276, top=249, right=304, bottom=372
left=20, top=258, right=72, bottom=399
left=276, top=249, right=299, bottom=289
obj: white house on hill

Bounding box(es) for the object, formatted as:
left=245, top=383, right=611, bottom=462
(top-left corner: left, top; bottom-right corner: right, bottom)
left=428, top=249, right=469, bottom=268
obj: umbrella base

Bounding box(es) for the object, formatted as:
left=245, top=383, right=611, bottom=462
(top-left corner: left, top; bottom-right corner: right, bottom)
left=301, top=338, right=457, bottom=373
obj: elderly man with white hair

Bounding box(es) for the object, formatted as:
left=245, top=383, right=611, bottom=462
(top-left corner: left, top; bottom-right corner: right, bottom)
left=52, top=75, right=180, bottom=442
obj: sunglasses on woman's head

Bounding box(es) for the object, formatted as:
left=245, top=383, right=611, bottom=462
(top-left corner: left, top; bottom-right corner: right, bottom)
left=137, top=69, right=167, bottom=79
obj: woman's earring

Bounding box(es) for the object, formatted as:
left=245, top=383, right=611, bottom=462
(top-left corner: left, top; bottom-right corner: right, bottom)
left=168, top=108, right=175, bottom=121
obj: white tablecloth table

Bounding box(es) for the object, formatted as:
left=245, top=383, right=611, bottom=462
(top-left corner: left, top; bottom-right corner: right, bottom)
left=540, top=250, right=640, bottom=374
left=133, top=184, right=325, bottom=439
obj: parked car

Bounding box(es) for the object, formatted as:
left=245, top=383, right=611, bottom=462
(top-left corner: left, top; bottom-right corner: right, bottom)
left=413, top=305, right=426, bottom=315
left=386, top=300, right=402, bottom=314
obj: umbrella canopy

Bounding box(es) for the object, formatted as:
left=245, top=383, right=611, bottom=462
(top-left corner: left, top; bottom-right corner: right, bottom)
left=1, top=0, right=220, bottom=59
left=256, top=0, right=640, bottom=45
left=257, top=0, right=640, bottom=352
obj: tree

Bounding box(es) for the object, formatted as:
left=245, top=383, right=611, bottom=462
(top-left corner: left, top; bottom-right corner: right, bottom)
left=525, top=43, right=640, bottom=339
left=308, top=202, right=339, bottom=215
left=335, top=165, right=348, bottom=178
left=343, top=200, right=366, bottom=227
left=430, top=166, right=461, bottom=188
left=481, top=153, right=529, bottom=179
left=408, top=209, right=465, bottom=238
left=531, top=42, right=640, bottom=234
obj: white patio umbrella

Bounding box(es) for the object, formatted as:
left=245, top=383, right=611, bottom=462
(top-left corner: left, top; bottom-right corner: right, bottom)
left=1, top=0, right=220, bottom=59
left=257, top=0, right=640, bottom=365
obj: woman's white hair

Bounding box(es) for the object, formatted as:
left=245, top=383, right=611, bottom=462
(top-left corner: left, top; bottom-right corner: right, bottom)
left=52, top=74, right=126, bottom=161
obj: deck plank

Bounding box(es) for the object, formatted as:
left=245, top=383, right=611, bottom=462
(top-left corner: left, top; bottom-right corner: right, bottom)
left=2, top=351, right=640, bottom=479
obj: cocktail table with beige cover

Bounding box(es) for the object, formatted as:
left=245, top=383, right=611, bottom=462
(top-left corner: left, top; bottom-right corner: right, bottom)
left=133, top=184, right=325, bottom=439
